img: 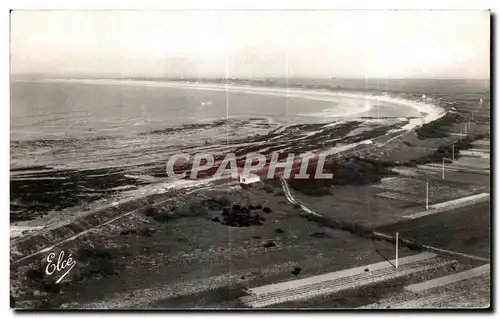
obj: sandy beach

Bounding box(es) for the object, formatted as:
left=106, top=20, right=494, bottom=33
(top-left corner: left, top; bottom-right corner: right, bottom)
left=18, top=78, right=445, bottom=127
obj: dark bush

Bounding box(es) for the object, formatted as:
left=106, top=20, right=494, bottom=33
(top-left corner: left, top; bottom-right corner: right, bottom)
left=120, top=229, right=138, bottom=236
left=205, top=197, right=231, bottom=210
left=142, top=205, right=158, bottom=217
left=310, top=232, right=331, bottom=238
left=138, top=227, right=155, bottom=236
left=291, top=267, right=302, bottom=276
left=262, top=241, right=276, bottom=248
left=220, top=203, right=266, bottom=227
left=152, top=212, right=172, bottom=223
left=177, top=201, right=208, bottom=218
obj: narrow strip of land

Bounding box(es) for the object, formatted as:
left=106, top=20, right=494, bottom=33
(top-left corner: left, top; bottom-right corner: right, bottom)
left=405, top=264, right=490, bottom=292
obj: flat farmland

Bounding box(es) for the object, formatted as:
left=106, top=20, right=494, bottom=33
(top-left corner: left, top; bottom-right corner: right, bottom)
left=377, top=201, right=490, bottom=259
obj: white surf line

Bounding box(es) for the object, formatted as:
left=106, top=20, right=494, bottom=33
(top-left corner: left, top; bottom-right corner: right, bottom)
left=23, top=78, right=445, bottom=124
left=405, top=264, right=490, bottom=293
left=278, top=178, right=489, bottom=263
left=248, top=252, right=436, bottom=296
left=24, top=79, right=373, bottom=118
left=402, top=193, right=490, bottom=219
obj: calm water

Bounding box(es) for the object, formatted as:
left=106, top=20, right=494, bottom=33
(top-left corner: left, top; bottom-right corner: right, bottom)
left=10, top=81, right=342, bottom=141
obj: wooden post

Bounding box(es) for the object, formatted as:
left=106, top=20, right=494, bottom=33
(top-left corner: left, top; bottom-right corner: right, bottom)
left=442, top=158, right=445, bottom=180
left=426, top=181, right=429, bottom=210
left=396, top=232, right=399, bottom=269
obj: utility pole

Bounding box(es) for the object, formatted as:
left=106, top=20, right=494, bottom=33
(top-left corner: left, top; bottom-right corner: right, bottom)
left=464, top=123, right=467, bottom=135
left=426, top=181, right=429, bottom=210
left=452, top=143, right=455, bottom=161
left=442, top=158, right=445, bottom=180
left=396, top=232, right=399, bottom=269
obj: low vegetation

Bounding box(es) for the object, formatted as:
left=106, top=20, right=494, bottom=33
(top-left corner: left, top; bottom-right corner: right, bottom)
left=301, top=213, right=424, bottom=252
left=218, top=204, right=268, bottom=227
left=75, top=247, right=117, bottom=279
left=409, top=135, right=483, bottom=166
left=415, top=112, right=462, bottom=138
left=148, top=197, right=230, bottom=223
left=288, top=157, right=399, bottom=196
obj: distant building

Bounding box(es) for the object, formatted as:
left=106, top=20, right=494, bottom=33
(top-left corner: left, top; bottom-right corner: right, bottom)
left=239, top=173, right=261, bottom=185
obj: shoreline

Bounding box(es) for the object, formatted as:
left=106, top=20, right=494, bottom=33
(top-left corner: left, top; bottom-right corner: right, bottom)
left=16, top=78, right=445, bottom=127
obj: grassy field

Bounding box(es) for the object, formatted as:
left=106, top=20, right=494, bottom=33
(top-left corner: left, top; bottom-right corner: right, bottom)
left=11, top=184, right=419, bottom=309
left=377, top=201, right=490, bottom=259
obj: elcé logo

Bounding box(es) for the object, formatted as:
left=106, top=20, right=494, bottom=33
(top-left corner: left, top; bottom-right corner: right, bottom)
left=45, top=250, right=77, bottom=284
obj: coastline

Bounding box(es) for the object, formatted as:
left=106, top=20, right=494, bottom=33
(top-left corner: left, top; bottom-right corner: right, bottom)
left=16, top=78, right=446, bottom=127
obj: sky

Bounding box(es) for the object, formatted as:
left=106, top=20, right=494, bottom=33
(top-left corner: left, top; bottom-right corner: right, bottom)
left=10, top=10, right=490, bottom=79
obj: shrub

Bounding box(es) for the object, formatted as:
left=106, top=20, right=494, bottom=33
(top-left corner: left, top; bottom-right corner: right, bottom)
left=142, top=204, right=158, bottom=217
left=153, top=200, right=209, bottom=223
left=176, top=200, right=208, bottom=217
left=205, top=197, right=231, bottom=210
left=263, top=184, right=275, bottom=194
left=262, top=241, right=276, bottom=248
left=262, top=207, right=272, bottom=213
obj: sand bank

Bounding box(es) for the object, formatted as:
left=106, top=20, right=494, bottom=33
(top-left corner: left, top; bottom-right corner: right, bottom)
left=18, top=78, right=445, bottom=126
